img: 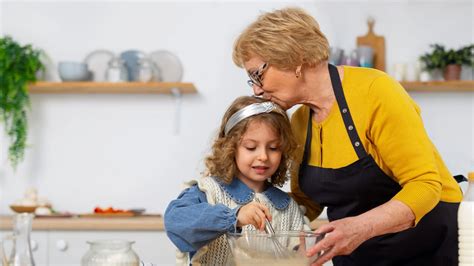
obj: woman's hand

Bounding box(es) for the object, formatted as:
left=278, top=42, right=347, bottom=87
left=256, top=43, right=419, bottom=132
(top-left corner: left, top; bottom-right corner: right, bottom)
left=236, top=202, right=272, bottom=231
left=306, top=200, right=415, bottom=266
left=307, top=216, right=372, bottom=265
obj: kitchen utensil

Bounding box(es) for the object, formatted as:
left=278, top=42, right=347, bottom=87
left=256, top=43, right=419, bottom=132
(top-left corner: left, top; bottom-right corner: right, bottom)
left=58, top=61, right=92, bottom=81
left=253, top=197, right=292, bottom=259
left=120, top=50, right=146, bottom=81
left=0, top=213, right=36, bottom=266
left=227, top=230, right=325, bottom=265
left=81, top=239, right=139, bottom=266
left=84, top=49, right=115, bottom=82
left=356, top=17, right=385, bottom=71
left=10, top=205, right=37, bottom=213
left=148, top=50, right=183, bottom=82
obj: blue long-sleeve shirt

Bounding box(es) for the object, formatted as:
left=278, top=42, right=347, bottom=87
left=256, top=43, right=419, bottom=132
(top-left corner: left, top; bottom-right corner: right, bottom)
left=164, top=177, right=292, bottom=253
left=164, top=185, right=240, bottom=252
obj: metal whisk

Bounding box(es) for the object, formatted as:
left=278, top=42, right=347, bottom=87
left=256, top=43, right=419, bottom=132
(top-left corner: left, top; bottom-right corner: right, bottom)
left=254, top=197, right=292, bottom=258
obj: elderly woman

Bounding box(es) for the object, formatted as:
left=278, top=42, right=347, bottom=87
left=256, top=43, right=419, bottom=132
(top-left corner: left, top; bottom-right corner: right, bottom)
left=232, top=7, right=463, bottom=266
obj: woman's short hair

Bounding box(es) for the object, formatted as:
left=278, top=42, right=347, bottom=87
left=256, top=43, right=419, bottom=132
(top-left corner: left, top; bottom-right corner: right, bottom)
left=233, top=7, right=329, bottom=70
left=204, top=96, right=297, bottom=187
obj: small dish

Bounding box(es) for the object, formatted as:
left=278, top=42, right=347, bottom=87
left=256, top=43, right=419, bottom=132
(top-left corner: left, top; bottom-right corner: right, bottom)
left=10, top=205, right=37, bottom=213
left=149, top=50, right=183, bottom=82
left=84, top=49, right=115, bottom=82
left=58, top=61, right=92, bottom=81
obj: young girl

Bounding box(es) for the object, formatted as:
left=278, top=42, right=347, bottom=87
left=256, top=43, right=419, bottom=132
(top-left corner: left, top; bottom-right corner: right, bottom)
left=164, top=96, right=307, bottom=265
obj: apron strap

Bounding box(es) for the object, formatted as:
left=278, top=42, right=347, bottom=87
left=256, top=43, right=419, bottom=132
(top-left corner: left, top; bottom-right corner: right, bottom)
left=454, top=175, right=468, bottom=183
left=328, top=64, right=367, bottom=159
left=301, top=64, right=369, bottom=165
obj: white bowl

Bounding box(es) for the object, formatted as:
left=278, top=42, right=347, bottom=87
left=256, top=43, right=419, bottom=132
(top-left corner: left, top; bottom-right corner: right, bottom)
left=10, top=205, right=37, bottom=213
left=58, top=61, right=92, bottom=81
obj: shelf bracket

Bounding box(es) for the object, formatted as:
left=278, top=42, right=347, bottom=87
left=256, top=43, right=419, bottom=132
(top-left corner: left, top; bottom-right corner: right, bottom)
left=171, top=88, right=182, bottom=135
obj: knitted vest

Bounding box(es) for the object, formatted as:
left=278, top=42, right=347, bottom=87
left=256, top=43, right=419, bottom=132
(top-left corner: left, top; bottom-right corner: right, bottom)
left=177, top=177, right=305, bottom=266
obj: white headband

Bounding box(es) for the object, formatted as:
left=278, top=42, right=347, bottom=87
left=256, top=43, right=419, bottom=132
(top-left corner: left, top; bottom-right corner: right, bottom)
left=224, top=101, right=278, bottom=136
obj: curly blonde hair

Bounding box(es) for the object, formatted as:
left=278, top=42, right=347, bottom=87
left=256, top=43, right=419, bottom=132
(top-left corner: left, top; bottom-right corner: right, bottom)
left=233, top=7, right=329, bottom=70
left=204, top=96, right=297, bottom=187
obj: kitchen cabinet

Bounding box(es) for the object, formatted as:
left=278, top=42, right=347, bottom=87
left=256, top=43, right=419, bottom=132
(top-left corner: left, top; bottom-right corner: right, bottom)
left=0, top=216, right=176, bottom=265
left=0, top=230, right=176, bottom=265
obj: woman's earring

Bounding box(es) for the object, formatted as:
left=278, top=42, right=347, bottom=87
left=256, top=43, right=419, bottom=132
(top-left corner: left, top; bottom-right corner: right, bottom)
left=295, top=65, right=302, bottom=78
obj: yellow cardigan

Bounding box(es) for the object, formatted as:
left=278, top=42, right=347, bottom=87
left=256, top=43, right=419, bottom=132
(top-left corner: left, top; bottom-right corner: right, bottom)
left=290, top=66, right=462, bottom=224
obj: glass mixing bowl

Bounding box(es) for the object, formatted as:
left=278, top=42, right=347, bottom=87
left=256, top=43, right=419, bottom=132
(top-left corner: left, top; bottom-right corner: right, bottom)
left=81, top=239, right=140, bottom=266
left=227, top=230, right=325, bottom=266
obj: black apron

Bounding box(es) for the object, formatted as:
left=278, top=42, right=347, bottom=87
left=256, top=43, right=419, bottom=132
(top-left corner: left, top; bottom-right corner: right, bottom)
left=298, top=64, right=459, bottom=266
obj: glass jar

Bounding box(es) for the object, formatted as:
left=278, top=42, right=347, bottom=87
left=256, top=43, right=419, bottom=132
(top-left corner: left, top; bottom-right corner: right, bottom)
left=81, top=239, right=139, bottom=266
left=106, top=57, right=128, bottom=82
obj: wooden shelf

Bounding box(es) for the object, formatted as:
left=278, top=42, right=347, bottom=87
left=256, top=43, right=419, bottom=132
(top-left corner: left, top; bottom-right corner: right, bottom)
left=0, top=215, right=164, bottom=231
left=401, top=81, right=474, bottom=92
left=29, top=81, right=197, bottom=94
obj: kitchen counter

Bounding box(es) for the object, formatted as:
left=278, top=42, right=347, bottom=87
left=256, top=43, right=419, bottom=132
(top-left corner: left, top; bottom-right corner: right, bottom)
left=0, top=215, right=164, bottom=231
left=0, top=215, right=328, bottom=231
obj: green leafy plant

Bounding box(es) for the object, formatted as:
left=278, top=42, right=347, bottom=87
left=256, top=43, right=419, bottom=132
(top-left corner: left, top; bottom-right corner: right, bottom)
left=419, top=43, right=474, bottom=71
left=0, top=36, right=43, bottom=169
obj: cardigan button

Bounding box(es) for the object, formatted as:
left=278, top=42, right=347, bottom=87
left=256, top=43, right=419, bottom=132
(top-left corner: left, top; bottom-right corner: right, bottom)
left=355, top=141, right=360, bottom=147
left=342, top=108, right=348, bottom=113
left=348, top=125, right=354, bottom=130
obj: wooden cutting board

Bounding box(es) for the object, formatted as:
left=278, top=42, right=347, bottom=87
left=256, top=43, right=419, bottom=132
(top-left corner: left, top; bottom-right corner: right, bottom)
left=357, top=18, right=386, bottom=71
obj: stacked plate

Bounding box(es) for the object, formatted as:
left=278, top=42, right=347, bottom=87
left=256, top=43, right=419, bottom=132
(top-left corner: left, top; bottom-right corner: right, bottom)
left=84, top=49, right=115, bottom=82
left=148, top=50, right=183, bottom=82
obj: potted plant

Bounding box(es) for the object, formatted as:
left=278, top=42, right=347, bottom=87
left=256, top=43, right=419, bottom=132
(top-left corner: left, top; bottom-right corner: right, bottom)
left=419, top=43, right=474, bottom=80
left=0, top=36, right=43, bottom=169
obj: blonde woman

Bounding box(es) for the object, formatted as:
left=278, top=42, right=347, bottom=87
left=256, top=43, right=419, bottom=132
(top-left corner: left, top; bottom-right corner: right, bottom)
left=233, top=7, right=463, bottom=266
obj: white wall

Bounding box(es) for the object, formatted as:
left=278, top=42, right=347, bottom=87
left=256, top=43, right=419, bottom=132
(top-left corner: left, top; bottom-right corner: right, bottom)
left=0, top=1, right=473, bottom=215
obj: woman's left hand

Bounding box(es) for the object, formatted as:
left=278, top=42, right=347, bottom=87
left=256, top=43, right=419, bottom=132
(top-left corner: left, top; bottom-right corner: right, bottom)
left=307, top=200, right=415, bottom=265
left=307, top=216, right=372, bottom=266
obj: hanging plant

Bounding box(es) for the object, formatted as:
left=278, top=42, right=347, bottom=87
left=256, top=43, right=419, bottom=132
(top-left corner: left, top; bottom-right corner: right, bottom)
left=0, top=36, right=43, bottom=169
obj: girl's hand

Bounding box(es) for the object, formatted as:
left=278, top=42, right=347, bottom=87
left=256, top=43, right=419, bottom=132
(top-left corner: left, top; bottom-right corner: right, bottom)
left=236, top=202, right=272, bottom=231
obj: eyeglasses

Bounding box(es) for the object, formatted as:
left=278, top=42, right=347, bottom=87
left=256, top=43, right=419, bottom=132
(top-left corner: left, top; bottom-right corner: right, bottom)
left=247, top=63, right=268, bottom=88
